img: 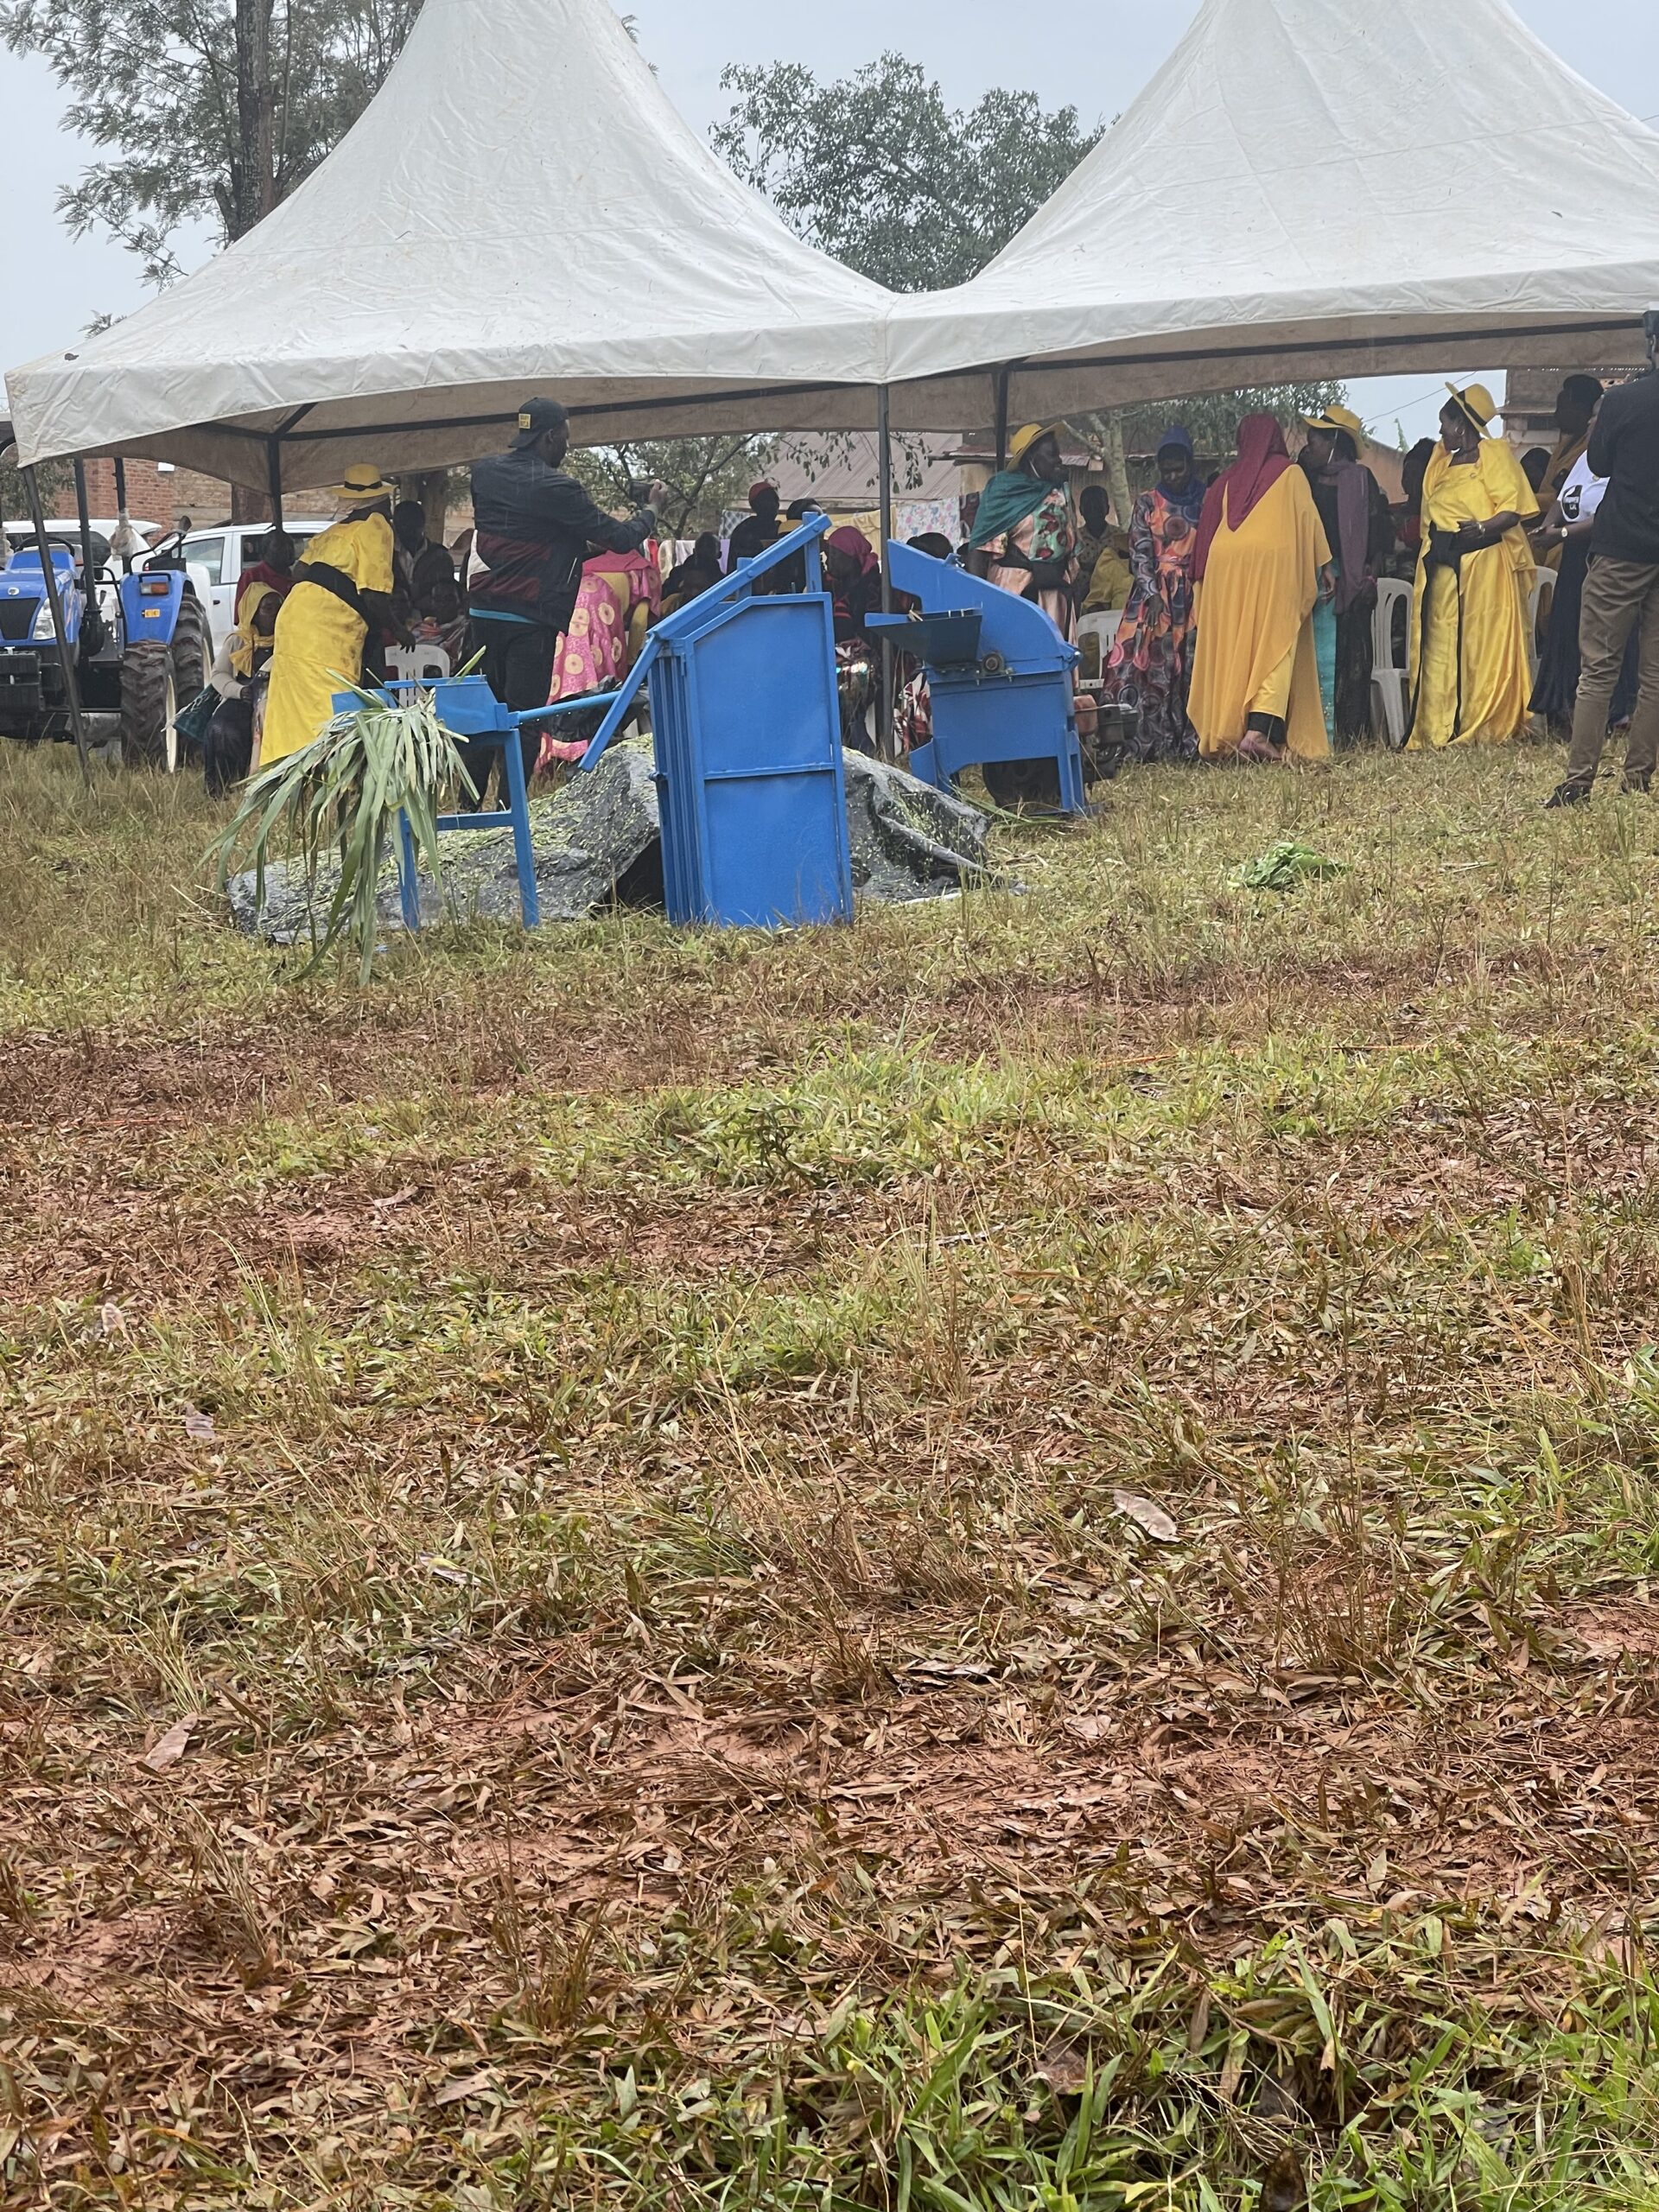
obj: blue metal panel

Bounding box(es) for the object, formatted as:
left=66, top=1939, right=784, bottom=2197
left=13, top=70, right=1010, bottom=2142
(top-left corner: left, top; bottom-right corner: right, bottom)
left=624, top=514, right=852, bottom=931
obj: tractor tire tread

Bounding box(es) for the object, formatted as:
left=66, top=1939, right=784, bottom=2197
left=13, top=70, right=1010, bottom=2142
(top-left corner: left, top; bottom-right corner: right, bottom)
left=120, top=644, right=171, bottom=767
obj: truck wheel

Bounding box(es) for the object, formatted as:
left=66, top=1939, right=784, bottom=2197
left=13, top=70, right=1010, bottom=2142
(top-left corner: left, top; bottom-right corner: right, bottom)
left=165, top=597, right=208, bottom=772
left=120, top=644, right=173, bottom=767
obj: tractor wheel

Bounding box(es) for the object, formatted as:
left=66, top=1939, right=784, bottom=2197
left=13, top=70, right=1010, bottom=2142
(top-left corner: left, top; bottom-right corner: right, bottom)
left=120, top=644, right=174, bottom=768
left=165, top=596, right=208, bottom=773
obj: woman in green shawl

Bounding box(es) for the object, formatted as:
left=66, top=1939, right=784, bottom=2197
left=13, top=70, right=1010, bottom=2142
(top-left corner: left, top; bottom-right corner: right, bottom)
left=965, top=423, right=1078, bottom=638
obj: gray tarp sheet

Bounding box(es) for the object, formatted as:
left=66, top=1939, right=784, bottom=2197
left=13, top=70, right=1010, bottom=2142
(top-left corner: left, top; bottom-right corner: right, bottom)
left=226, top=738, right=992, bottom=942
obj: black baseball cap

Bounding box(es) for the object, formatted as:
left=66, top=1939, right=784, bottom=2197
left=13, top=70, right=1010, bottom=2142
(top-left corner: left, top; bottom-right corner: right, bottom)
left=512, top=397, right=569, bottom=448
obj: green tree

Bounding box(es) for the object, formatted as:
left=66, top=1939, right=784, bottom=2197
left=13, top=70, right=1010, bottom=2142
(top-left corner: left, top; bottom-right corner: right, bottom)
left=1, top=0, right=422, bottom=283
left=0, top=455, right=69, bottom=531
left=712, top=54, right=1100, bottom=293
left=566, top=434, right=779, bottom=538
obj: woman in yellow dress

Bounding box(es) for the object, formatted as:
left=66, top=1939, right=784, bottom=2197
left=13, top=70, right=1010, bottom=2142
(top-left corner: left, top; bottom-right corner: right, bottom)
left=259, top=464, right=402, bottom=766
left=1408, top=385, right=1538, bottom=749
left=1188, top=414, right=1334, bottom=764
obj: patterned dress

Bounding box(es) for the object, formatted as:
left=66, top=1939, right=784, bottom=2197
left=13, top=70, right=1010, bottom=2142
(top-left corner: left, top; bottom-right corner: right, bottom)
left=1103, top=488, right=1200, bottom=762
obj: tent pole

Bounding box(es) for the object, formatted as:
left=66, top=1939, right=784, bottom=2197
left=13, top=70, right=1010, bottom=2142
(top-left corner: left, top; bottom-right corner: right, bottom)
left=267, top=438, right=285, bottom=531
left=24, top=464, right=92, bottom=787
left=994, top=366, right=1011, bottom=470
left=73, top=458, right=96, bottom=582
left=877, top=383, right=894, bottom=759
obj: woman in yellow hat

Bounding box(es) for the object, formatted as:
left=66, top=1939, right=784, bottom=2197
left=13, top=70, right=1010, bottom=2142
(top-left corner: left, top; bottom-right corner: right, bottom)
left=964, top=423, right=1078, bottom=637
left=1407, top=386, right=1538, bottom=749
left=259, top=464, right=404, bottom=767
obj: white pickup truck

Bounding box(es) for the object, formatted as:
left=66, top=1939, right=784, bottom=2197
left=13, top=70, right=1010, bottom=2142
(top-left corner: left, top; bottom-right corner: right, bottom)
left=180, top=518, right=333, bottom=642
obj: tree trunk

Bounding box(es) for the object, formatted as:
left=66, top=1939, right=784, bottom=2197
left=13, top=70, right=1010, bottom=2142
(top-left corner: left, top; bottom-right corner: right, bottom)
left=233, top=0, right=278, bottom=235
left=398, top=470, right=454, bottom=543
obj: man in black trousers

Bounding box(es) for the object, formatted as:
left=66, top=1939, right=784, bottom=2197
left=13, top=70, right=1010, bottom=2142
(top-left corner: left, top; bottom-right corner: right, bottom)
left=467, top=397, right=664, bottom=799
left=1548, top=314, right=1659, bottom=805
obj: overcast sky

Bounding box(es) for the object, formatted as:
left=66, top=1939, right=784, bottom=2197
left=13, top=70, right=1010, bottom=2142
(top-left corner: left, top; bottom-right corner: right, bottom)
left=3, top=0, right=1656, bottom=443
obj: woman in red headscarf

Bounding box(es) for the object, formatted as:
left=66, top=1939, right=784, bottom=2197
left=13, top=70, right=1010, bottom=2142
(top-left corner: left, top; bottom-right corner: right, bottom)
left=1188, top=414, right=1335, bottom=764
left=823, top=525, right=881, bottom=751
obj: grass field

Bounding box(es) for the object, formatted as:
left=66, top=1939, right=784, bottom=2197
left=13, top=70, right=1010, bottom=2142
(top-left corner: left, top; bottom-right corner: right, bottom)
left=6, top=739, right=1659, bottom=2209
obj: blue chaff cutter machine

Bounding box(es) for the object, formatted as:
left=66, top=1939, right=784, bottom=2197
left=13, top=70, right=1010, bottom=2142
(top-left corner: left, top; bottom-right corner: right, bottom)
left=867, top=541, right=1088, bottom=814
left=378, top=513, right=854, bottom=932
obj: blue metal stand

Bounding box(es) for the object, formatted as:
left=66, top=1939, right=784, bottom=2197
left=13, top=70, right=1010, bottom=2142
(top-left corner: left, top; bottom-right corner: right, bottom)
left=868, top=543, right=1088, bottom=815
left=340, top=672, right=632, bottom=934
left=392, top=683, right=539, bottom=931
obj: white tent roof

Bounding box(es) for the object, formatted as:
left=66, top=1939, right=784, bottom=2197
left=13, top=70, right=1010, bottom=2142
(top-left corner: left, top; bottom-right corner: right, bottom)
left=880, top=0, right=1659, bottom=429
left=4, top=0, right=894, bottom=486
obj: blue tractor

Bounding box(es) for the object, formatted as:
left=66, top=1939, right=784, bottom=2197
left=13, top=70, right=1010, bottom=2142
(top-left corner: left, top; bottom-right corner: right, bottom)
left=0, top=527, right=207, bottom=766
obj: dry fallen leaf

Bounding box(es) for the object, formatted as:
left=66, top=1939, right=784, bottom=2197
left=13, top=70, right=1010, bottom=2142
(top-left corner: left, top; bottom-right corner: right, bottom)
left=1113, top=1488, right=1179, bottom=1543
left=143, top=1713, right=199, bottom=1773
left=1261, top=2149, right=1306, bottom=2212
left=432, top=2070, right=495, bottom=2107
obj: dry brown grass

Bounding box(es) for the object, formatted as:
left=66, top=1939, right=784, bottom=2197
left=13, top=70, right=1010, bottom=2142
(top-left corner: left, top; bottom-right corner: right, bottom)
left=6, top=741, right=1659, bottom=2205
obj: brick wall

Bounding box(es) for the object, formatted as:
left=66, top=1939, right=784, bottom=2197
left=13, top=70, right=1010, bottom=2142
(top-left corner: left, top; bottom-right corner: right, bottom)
left=48, top=454, right=238, bottom=531
left=1501, top=363, right=1643, bottom=453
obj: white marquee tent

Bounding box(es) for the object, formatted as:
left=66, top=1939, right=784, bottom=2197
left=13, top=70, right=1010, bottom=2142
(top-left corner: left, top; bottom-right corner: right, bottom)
left=880, top=0, right=1659, bottom=433
left=2, top=0, right=896, bottom=489
left=10, top=0, right=1659, bottom=486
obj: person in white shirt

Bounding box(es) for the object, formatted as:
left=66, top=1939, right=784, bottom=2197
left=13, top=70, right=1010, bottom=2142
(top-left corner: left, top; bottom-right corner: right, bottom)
left=1530, top=436, right=1637, bottom=738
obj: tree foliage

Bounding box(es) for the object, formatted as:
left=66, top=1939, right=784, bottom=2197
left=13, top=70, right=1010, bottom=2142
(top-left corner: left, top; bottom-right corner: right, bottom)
left=712, top=54, right=1100, bottom=293
left=0, top=456, right=70, bottom=526
left=566, top=435, right=779, bottom=539
left=1, top=0, right=422, bottom=281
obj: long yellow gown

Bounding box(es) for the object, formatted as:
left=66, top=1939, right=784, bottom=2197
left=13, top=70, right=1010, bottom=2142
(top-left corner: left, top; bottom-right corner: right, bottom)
left=1189, top=468, right=1332, bottom=762
left=260, top=512, right=395, bottom=765
left=1408, top=442, right=1537, bottom=749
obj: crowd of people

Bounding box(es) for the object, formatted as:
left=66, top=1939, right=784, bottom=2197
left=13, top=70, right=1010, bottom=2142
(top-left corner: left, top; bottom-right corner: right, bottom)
left=208, top=319, right=1659, bottom=807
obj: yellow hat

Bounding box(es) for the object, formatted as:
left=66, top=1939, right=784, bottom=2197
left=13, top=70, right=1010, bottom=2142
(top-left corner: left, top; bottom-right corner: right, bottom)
left=1302, top=403, right=1367, bottom=445
left=1007, top=420, right=1064, bottom=467
left=326, top=462, right=396, bottom=500
left=1446, top=383, right=1499, bottom=431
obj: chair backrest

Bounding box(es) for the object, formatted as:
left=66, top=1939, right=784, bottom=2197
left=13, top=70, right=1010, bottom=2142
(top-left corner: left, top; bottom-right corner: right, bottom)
left=385, top=641, right=452, bottom=683
left=1075, top=607, right=1124, bottom=682
left=1372, top=578, right=1412, bottom=677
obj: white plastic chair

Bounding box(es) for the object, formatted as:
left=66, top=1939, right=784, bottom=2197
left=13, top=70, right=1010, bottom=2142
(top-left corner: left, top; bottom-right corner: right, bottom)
left=385, top=640, right=453, bottom=684
left=1528, top=571, right=1555, bottom=680
left=1371, top=577, right=1412, bottom=748
left=1075, top=607, right=1124, bottom=683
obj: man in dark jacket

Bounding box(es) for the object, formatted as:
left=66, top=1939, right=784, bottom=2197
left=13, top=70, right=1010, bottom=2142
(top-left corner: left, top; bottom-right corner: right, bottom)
left=1550, top=315, right=1659, bottom=804
left=467, top=397, right=661, bottom=796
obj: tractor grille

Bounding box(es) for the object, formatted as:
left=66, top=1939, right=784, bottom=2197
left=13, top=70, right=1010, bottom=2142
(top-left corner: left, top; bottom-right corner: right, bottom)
left=0, top=599, right=37, bottom=642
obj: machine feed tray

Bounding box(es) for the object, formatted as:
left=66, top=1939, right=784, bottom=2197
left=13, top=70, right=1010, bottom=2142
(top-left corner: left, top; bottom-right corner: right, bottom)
left=866, top=608, right=983, bottom=664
